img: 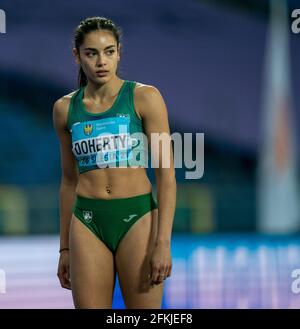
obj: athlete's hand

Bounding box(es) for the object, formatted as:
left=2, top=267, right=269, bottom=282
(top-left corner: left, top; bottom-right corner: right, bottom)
left=149, top=241, right=172, bottom=285
left=57, top=251, right=71, bottom=290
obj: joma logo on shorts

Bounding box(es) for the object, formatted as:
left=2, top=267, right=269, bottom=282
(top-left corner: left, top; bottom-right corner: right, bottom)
left=122, top=214, right=137, bottom=222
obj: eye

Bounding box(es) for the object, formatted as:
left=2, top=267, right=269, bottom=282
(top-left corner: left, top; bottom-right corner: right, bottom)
left=105, top=49, right=115, bottom=56
left=86, top=52, right=96, bottom=57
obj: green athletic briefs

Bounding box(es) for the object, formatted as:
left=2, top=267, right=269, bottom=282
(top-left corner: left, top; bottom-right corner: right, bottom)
left=72, top=191, right=158, bottom=254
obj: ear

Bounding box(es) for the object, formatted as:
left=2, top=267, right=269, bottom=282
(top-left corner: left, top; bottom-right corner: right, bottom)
left=72, top=47, right=81, bottom=65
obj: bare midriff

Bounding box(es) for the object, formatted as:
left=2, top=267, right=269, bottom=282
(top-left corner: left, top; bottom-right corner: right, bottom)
left=76, top=167, right=153, bottom=199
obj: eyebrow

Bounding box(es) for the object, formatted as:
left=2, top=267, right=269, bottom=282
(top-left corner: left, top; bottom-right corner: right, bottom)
left=84, top=45, right=116, bottom=51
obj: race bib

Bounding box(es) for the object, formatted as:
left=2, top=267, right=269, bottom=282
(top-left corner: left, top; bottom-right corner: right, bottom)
left=71, top=117, right=134, bottom=168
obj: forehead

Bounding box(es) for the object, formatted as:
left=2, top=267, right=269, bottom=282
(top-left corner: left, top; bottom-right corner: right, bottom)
left=82, top=30, right=117, bottom=48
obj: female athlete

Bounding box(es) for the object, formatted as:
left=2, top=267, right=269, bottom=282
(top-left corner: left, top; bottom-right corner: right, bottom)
left=53, top=16, right=176, bottom=309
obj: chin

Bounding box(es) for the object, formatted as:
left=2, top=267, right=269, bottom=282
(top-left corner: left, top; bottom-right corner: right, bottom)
left=97, top=75, right=110, bottom=81
left=91, top=76, right=110, bottom=84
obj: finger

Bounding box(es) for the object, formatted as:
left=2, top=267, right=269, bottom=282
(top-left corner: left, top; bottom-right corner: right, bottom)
left=152, top=267, right=165, bottom=285
left=160, top=266, right=171, bottom=282
left=65, top=266, right=70, bottom=281
left=63, top=281, right=71, bottom=290
left=164, top=266, right=169, bottom=278
left=64, top=268, right=71, bottom=288
left=150, top=265, right=160, bottom=283
left=166, top=265, right=172, bottom=277
left=57, top=272, right=65, bottom=287
left=154, top=273, right=164, bottom=285
left=58, top=271, right=71, bottom=290
left=60, top=280, right=71, bottom=289
left=158, top=269, right=167, bottom=283
left=153, top=269, right=163, bottom=284
left=61, top=276, right=71, bottom=290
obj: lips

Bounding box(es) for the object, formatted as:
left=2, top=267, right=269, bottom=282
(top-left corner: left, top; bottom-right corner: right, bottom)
left=96, top=70, right=108, bottom=74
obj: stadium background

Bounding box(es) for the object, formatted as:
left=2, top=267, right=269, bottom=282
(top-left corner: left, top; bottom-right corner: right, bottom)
left=0, top=0, right=300, bottom=308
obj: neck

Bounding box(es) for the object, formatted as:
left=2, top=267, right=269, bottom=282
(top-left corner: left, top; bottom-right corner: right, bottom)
left=85, top=76, right=124, bottom=101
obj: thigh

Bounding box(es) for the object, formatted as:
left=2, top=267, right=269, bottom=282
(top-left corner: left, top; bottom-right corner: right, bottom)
left=69, top=214, right=116, bottom=309
left=115, top=208, right=164, bottom=309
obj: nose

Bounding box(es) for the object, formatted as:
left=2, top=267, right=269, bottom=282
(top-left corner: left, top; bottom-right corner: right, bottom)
left=96, top=53, right=106, bottom=67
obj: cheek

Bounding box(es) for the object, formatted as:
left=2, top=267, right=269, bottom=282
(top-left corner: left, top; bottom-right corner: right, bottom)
left=81, top=57, right=95, bottom=69
left=111, top=55, right=119, bottom=66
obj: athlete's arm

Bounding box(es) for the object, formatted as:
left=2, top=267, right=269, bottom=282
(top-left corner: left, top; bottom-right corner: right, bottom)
left=53, top=96, right=78, bottom=289
left=134, top=84, right=176, bottom=284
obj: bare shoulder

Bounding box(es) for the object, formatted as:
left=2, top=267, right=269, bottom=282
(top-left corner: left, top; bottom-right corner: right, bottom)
left=134, top=82, right=162, bottom=99
left=53, top=90, right=77, bottom=128
left=133, top=82, right=165, bottom=119
left=53, top=90, right=77, bottom=114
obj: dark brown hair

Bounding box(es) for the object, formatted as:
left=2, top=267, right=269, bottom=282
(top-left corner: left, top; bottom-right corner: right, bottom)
left=74, top=16, right=122, bottom=87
